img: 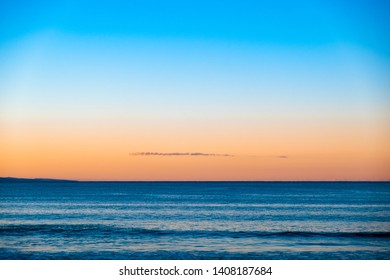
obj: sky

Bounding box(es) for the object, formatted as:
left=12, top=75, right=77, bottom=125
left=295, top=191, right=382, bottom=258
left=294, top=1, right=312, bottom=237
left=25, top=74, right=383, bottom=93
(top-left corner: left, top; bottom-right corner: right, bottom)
left=0, top=0, right=389, bottom=181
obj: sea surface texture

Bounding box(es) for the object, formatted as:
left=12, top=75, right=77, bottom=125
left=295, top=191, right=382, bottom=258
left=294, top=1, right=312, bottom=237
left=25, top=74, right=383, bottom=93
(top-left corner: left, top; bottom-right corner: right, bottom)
left=0, top=181, right=389, bottom=259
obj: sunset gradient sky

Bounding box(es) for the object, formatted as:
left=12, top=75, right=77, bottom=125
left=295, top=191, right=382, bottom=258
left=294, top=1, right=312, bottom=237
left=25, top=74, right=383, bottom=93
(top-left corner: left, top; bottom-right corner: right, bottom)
left=1, top=0, right=389, bottom=180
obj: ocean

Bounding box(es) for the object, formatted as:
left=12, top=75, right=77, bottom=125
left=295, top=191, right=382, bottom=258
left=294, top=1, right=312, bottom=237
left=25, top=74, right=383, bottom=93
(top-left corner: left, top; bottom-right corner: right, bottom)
left=0, top=181, right=389, bottom=259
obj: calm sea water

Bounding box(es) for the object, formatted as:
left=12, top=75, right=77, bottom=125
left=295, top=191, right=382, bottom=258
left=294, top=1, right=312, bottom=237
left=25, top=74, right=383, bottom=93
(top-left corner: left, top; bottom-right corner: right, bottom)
left=0, top=181, right=389, bottom=259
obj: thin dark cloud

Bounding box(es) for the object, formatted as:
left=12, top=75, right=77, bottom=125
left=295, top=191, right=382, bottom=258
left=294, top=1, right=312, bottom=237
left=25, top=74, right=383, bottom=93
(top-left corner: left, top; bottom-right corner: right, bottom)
left=129, top=152, right=234, bottom=157
left=276, top=155, right=288, bottom=159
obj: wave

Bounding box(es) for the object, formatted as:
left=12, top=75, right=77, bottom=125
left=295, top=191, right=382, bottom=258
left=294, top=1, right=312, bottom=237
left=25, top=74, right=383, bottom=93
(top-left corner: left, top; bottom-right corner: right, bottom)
left=1, top=224, right=390, bottom=239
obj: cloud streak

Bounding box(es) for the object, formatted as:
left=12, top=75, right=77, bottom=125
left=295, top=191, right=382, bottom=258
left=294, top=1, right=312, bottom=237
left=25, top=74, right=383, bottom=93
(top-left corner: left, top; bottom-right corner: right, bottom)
left=129, top=152, right=288, bottom=159
left=129, top=152, right=234, bottom=157
left=246, top=155, right=289, bottom=159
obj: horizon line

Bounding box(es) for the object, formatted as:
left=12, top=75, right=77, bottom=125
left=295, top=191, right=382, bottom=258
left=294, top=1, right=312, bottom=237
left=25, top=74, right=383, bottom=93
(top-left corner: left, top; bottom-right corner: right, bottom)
left=1, top=177, right=389, bottom=183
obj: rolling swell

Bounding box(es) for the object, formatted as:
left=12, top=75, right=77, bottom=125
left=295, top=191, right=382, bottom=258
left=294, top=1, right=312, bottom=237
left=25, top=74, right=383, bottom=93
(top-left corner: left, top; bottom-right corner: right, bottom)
left=1, top=224, right=389, bottom=239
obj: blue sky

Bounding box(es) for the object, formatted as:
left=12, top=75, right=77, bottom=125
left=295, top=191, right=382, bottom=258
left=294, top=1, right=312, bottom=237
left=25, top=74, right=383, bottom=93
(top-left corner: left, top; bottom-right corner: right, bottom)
left=1, top=1, right=389, bottom=51
left=1, top=0, right=389, bottom=121
left=0, top=1, right=388, bottom=63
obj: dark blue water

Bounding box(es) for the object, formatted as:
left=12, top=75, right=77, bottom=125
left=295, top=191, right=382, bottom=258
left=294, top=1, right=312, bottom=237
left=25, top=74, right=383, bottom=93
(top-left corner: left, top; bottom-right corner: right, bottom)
left=1, top=181, right=389, bottom=259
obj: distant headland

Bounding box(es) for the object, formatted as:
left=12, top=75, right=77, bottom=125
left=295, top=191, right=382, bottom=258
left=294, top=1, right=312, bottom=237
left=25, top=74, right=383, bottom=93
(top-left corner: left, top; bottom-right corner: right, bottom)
left=0, top=177, right=78, bottom=183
